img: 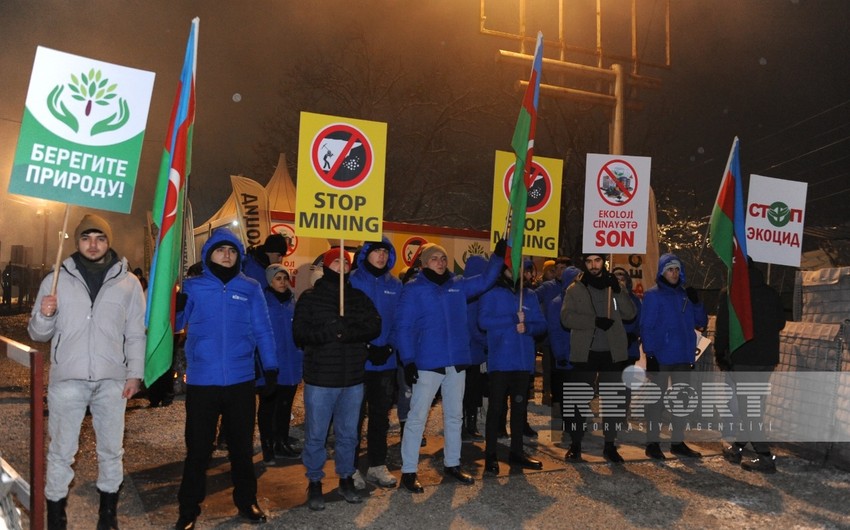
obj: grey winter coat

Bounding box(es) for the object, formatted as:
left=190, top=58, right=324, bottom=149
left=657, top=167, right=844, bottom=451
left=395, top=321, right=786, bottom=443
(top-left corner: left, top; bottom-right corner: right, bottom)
left=28, top=254, right=146, bottom=382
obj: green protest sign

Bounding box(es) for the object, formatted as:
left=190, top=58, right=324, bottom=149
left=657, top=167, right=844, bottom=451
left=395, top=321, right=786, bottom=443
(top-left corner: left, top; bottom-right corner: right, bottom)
left=8, top=46, right=155, bottom=213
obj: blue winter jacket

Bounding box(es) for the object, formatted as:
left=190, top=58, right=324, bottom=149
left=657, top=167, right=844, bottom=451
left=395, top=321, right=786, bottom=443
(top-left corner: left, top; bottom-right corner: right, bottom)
left=261, top=288, right=302, bottom=386
left=479, top=278, right=547, bottom=373
left=396, top=253, right=502, bottom=370
left=350, top=237, right=403, bottom=371
left=464, top=255, right=489, bottom=365
left=548, top=266, right=581, bottom=368
left=177, top=229, right=277, bottom=386
left=639, top=253, right=707, bottom=365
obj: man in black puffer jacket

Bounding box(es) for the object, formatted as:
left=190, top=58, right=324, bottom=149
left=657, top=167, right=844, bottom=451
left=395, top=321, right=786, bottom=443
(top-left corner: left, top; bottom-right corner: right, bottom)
left=715, top=257, right=786, bottom=474
left=292, top=247, right=381, bottom=511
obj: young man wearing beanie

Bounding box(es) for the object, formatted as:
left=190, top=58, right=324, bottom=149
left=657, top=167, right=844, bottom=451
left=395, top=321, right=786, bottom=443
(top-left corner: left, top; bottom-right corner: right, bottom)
left=243, top=233, right=289, bottom=288
left=293, top=247, right=381, bottom=511
left=560, top=253, right=636, bottom=463
left=256, top=264, right=303, bottom=464
left=349, top=237, right=403, bottom=489
left=29, top=212, right=146, bottom=530
left=174, top=228, right=278, bottom=528
left=639, top=253, right=707, bottom=461
left=395, top=239, right=506, bottom=493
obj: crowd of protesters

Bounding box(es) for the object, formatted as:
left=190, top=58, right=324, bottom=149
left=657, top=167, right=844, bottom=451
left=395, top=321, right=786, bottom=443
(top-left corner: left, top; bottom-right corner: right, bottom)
left=28, top=215, right=779, bottom=529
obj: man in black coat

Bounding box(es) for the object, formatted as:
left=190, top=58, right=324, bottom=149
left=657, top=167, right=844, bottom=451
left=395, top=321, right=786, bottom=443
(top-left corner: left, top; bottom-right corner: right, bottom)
left=293, top=247, right=381, bottom=510
left=715, top=257, right=786, bottom=473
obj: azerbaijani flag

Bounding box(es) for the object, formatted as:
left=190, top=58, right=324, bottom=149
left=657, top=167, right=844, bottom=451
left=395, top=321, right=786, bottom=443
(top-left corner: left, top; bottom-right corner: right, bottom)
left=144, top=18, right=198, bottom=386
left=505, top=31, right=543, bottom=281
left=709, top=137, right=753, bottom=352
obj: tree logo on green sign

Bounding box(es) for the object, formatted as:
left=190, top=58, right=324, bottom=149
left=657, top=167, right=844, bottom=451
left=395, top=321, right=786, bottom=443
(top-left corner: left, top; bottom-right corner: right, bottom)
left=767, top=201, right=791, bottom=227
left=47, top=68, right=129, bottom=136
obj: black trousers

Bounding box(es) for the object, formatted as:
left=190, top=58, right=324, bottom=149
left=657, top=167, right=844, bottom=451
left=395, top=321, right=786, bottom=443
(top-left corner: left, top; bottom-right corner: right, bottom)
left=178, top=381, right=257, bottom=517
left=731, top=364, right=774, bottom=454
left=257, top=384, right=298, bottom=443
left=356, top=369, right=396, bottom=467
left=486, top=370, right=530, bottom=455
left=646, top=362, right=693, bottom=444
left=563, top=351, right=625, bottom=444
left=463, top=363, right=485, bottom=412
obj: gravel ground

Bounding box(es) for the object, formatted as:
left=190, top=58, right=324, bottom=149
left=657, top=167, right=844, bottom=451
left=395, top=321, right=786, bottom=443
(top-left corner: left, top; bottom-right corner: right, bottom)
left=2, top=313, right=850, bottom=529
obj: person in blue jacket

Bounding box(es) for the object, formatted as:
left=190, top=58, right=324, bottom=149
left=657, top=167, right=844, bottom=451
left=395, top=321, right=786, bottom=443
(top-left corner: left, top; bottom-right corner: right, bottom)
left=547, top=265, right=581, bottom=441
left=174, top=228, right=278, bottom=528
left=242, top=233, right=288, bottom=288
left=256, top=264, right=303, bottom=464
left=639, top=253, right=707, bottom=461
left=612, top=266, right=642, bottom=364
left=349, top=237, right=403, bottom=489
left=396, top=240, right=506, bottom=493
left=462, top=255, right=489, bottom=442
left=478, top=265, right=548, bottom=474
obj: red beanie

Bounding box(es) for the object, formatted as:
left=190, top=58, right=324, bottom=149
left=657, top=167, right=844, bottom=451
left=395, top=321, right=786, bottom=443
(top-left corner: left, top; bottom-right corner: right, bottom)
left=323, top=247, right=351, bottom=268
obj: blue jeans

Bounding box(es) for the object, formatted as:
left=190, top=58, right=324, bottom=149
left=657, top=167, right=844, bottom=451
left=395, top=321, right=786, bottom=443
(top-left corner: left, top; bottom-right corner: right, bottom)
left=401, top=367, right=465, bottom=473
left=302, top=383, right=364, bottom=482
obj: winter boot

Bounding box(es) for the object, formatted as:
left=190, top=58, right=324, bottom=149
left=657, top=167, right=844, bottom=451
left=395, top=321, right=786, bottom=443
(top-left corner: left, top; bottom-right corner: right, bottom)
left=46, top=497, right=68, bottom=530
left=261, top=439, right=276, bottom=464
left=338, top=476, right=363, bottom=503
left=464, top=410, right=484, bottom=442
left=96, top=489, right=119, bottom=530
left=307, top=481, right=325, bottom=511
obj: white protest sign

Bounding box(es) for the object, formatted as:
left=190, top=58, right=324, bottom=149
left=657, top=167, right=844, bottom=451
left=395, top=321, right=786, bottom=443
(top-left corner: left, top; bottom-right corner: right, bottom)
left=746, top=174, right=807, bottom=267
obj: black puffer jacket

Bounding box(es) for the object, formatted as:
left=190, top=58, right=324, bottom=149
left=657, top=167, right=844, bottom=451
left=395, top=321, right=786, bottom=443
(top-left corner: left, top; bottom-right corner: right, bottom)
left=293, top=268, right=381, bottom=387
left=715, top=262, right=786, bottom=367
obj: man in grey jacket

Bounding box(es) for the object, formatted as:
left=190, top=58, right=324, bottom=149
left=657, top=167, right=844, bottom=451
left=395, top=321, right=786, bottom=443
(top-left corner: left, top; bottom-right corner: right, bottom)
left=560, top=253, right=636, bottom=464
left=29, top=213, right=146, bottom=530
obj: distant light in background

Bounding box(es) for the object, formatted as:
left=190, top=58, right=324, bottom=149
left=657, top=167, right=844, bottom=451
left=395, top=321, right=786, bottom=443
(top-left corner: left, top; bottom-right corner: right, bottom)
left=759, top=57, right=768, bottom=66
left=232, top=93, right=242, bottom=102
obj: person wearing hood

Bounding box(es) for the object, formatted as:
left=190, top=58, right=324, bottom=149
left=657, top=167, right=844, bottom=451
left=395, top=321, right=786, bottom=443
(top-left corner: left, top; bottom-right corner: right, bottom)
left=561, top=253, right=636, bottom=463
left=715, top=257, right=786, bottom=473
left=639, top=253, right=707, bottom=461
left=611, top=266, right=642, bottom=364
left=292, top=247, right=381, bottom=511
left=173, top=228, right=278, bottom=528
left=546, top=265, right=581, bottom=441
left=29, top=213, right=145, bottom=530
left=534, top=256, right=572, bottom=407
left=348, top=237, right=403, bottom=489
left=256, top=264, right=303, bottom=465
left=461, top=254, right=489, bottom=443
left=395, top=239, right=506, bottom=493
left=478, top=264, right=548, bottom=474
left=243, top=233, right=289, bottom=288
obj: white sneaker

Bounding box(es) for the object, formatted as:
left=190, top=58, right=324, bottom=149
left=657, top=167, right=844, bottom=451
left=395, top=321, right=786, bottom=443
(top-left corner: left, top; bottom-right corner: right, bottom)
left=351, top=469, right=366, bottom=490
left=366, top=465, right=398, bottom=488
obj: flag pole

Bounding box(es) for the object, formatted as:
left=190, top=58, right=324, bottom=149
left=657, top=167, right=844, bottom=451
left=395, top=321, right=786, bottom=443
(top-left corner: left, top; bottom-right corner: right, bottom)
left=339, top=238, right=345, bottom=316
left=49, top=204, right=71, bottom=296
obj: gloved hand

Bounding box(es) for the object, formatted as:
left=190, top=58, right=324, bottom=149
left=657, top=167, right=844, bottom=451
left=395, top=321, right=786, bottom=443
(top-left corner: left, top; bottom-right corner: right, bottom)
left=260, top=370, right=278, bottom=397
left=175, top=292, right=188, bottom=312
left=367, top=344, right=393, bottom=365
left=685, top=286, right=700, bottom=304
left=404, top=362, right=419, bottom=387
left=714, top=348, right=732, bottom=371
left=493, top=238, right=508, bottom=258
left=595, top=317, right=614, bottom=331
left=606, top=274, right=621, bottom=293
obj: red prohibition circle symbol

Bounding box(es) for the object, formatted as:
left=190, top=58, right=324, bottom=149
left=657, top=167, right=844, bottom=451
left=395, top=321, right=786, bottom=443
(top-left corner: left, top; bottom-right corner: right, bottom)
left=502, top=161, right=552, bottom=214
left=310, top=123, right=373, bottom=189
left=401, top=236, right=428, bottom=266
left=596, top=159, right=638, bottom=206
left=270, top=223, right=297, bottom=257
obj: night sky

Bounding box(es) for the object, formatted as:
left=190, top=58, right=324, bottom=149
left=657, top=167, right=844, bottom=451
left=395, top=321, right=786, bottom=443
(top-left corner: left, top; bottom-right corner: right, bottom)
left=1, top=0, right=848, bottom=268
